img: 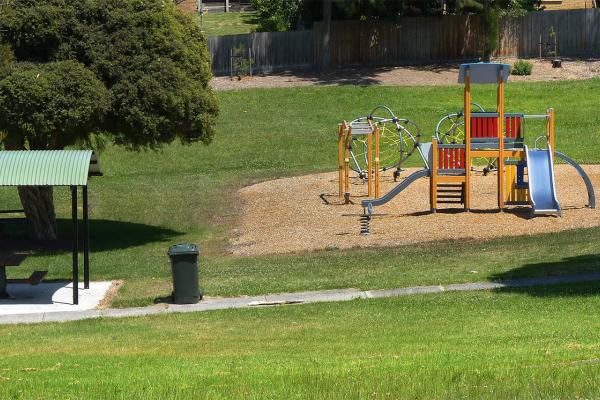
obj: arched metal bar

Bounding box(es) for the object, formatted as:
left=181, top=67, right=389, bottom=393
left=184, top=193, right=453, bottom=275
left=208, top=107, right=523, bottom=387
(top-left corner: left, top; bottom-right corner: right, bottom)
left=554, top=151, right=596, bottom=209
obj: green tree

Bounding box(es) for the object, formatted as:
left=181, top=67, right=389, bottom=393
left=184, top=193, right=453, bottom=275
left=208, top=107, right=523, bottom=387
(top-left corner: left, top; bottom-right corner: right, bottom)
left=251, top=0, right=303, bottom=31
left=0, top=61, right=110, bottom=239
left=0, top=42, right=13, bottom=77
left=454, top=0, right=539, bottom=60
left=0, top=0, right=219, bottom=239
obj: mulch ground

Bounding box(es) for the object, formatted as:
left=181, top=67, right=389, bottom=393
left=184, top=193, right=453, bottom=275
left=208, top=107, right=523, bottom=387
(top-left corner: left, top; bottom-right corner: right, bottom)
left=229, top=165, right=600, bottom=256
left=212, top=58, right=600, bottom=91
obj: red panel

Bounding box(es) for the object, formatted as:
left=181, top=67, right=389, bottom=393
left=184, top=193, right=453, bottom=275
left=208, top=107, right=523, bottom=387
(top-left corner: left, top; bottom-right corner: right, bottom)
left=470, top=117, right=478, bottom=138
left=471, top=116, right=503, bottom=138
left=505, top=116, right=522, bottom=138
left=491, top=117, right=498, bottom=137
left=439, top=147, right=466, bottom=170
left=481, top=117, right=492, bottom=137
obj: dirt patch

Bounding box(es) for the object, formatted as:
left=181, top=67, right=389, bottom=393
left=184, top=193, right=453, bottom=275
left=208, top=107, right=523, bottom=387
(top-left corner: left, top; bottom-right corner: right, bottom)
left=97, top=280, right=123, bottom=309
left=229, top=165, right=600, bottom=256
left=212, top=58, right=600, bottom=90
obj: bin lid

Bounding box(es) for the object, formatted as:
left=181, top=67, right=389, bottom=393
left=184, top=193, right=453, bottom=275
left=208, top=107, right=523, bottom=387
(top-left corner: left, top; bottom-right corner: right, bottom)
left=168, top=243, right=199, bottom=256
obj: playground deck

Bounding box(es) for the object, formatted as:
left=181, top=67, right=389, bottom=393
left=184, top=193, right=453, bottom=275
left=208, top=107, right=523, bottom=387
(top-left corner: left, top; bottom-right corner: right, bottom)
left=230, top=165, right=600, bottom=256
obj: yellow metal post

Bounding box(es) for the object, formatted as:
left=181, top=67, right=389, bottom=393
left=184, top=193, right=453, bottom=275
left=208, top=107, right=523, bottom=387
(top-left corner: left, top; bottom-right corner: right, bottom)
left=373, top=123, right=380, bottom=198
left=431, top=138, right=438, bottom=212
left=497, top=66, right=505, bottom=210
left=338, top=123, right=344, bottom=198
left=367, top=129, right=373, bottom=198
left=344, top=123, right=351, bottom=203
left=464, top=67, right=471, bottom=211
left=548, top=108, right=555, bottom=151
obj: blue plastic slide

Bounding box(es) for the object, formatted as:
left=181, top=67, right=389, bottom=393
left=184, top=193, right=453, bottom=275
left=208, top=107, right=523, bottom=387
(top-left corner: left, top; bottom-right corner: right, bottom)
left=525, top=145, right=561, bottom=216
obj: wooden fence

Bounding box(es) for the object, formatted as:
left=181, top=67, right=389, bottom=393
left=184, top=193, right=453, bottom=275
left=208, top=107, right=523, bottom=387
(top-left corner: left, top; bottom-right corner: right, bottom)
left=208, top=9, right=600, bottom=76
left=208, top=30, right=315, bottom=75
left=498, top=9, right=600, bottom=58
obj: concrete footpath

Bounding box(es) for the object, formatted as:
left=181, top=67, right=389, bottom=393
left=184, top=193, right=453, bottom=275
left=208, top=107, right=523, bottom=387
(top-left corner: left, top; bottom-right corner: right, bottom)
left=1, top=272, right=600, bottom=325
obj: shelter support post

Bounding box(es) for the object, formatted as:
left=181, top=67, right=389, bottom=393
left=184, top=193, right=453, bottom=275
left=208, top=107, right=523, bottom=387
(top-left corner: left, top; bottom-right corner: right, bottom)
left=71, top=186, right=79, bottom=305
left=83, top=186, right=90, bottom=289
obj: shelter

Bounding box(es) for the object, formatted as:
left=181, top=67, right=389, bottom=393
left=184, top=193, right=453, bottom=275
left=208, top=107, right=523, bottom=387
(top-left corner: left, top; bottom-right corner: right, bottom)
left=0, top=150, right=102, bottom=304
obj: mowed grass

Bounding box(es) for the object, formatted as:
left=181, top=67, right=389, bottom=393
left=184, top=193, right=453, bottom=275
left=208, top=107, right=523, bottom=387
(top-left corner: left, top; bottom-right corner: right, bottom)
left=2, top=284, right=600, bottom=398
left=198, top=11, right=259, bottom=36
left=1, top=79, right=600, bottom=307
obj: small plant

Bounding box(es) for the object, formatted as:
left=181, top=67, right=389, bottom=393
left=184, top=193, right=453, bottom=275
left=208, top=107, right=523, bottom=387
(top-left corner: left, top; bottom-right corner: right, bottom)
left=231, top=43, right=253, bottom=79
left=511, top=59, right=533, bottom=76
left=547, top=26, right=557, bottom=57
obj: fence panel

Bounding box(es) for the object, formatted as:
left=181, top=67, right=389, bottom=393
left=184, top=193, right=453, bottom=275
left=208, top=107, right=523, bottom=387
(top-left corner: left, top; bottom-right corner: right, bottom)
left=208, top=30, right=315, bottom=76
left=207, top=9, right=600, bottom=76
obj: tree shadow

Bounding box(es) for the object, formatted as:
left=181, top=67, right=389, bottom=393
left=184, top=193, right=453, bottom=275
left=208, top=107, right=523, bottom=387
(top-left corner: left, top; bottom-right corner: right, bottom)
left=0, top=219, right=183, bottom=255
left=490, top=253, right=600, bottom=297
left=275, top=67, right=389, bottom=86
left=250, top=61, right=477, bottom=87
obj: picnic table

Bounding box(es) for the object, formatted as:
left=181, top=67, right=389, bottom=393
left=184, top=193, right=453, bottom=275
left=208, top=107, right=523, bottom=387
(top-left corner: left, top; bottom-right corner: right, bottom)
left=0, top=254, right=46, bottom=299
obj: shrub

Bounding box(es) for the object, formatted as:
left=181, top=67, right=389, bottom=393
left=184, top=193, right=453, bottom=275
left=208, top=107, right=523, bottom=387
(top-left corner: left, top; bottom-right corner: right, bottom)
left=0, top=0, right=220, bottom=239
left=511, top=59, right=534, bottom=76
left=251, top=0, right=301, bottom=31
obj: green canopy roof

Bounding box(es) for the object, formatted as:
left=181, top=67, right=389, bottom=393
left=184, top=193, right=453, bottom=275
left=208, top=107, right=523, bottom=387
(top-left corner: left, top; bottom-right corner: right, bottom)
left=0, top=150, right=102, bottom=186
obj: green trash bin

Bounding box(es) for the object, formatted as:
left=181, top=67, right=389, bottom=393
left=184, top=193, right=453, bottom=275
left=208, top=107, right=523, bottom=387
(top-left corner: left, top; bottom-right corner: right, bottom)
left=168, top=243, right=202, bottom=304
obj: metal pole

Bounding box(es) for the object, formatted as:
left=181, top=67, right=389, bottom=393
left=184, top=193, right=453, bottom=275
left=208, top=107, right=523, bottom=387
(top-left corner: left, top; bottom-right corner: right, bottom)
left=0, top=266, right=8, bottom=299
left=249, top=48, right=253, bottom=77
left=83, top=186, right=89, bottom=290
left=71, top=186, right=79, bottom=305
left=464, top=67, right=471, bottom=211
left=225, top=0, right=229, bottom=12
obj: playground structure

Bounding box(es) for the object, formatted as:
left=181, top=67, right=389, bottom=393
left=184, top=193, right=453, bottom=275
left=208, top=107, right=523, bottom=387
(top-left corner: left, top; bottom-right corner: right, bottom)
left=337, top=106, right=427, bottom=203
left=435, top=102, right=497, bottom=174
left=338, top=120, right=381, bottom=203
left=353, top=62, right=595, bottom=233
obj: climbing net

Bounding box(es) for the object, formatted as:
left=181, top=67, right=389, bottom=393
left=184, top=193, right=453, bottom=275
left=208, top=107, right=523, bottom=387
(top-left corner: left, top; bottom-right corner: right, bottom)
left=349, top=105, right=421, bottom=179
left=434, top=103, right=497, bottom=174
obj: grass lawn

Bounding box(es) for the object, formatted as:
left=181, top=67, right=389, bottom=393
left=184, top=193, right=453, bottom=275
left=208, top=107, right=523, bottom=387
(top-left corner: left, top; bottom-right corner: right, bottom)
left=1, top=79, right=600, bottom=307
left=2, top=283, right=600, bottom=398
left=198, top=11, right=259, bottom=36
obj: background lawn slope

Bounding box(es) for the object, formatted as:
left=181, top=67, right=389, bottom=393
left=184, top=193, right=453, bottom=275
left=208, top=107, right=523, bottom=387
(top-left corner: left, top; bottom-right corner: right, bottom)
left=2, top=285, right=600, bottom=398
left=1, top=79, right=599, bottom=306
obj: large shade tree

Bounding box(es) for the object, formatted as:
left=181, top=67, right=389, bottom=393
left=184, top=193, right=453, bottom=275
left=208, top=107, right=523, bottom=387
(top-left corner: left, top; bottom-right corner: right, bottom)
left=0, top=0, right=219, bottom=240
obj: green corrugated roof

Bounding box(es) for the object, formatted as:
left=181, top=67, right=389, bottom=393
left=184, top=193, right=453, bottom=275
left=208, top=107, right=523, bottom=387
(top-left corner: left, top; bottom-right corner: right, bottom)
left=0, top=150, right=100, bottom=186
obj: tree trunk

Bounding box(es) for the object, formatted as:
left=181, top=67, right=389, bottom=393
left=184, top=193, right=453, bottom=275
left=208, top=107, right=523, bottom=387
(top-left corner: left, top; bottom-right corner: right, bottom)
left=17, top=186, right=58, bottom=240
left=321, top=0, right=332, bottom=73
left=3, top=137, right=59, bottom=241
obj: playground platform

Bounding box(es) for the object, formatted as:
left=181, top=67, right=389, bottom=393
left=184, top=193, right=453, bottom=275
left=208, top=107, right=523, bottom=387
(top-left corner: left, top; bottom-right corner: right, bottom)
left=230, top=165, right=600, bottom=256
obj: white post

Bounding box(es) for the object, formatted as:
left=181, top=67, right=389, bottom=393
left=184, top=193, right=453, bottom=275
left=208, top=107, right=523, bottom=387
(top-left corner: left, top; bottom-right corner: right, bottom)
left=225, top=0, right=229, bottom=12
